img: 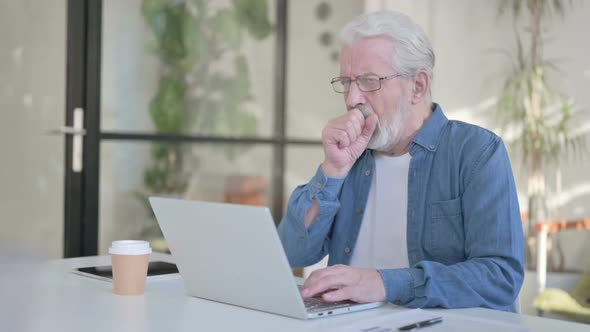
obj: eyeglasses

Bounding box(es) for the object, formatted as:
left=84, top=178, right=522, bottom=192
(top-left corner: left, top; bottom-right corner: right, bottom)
left=330, top=73, right=402, bottom=93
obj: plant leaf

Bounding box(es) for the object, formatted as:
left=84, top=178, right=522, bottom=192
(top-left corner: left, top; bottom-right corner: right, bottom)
left=149, top=75, right=186, bottom=134
left=232, top=0, right=273, bottom=40
left=210, top=8, right=242, bottom=50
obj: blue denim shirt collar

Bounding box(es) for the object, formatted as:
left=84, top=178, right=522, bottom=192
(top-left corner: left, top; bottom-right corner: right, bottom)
left=410, top=103, right=448, bottom=155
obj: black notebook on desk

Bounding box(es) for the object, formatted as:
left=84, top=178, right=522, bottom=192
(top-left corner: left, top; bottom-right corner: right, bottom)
left=73, top=261, right=178, bottom=282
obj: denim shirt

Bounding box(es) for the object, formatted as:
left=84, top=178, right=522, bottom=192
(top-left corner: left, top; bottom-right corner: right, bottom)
left=278, top=104, right=524, bottom=312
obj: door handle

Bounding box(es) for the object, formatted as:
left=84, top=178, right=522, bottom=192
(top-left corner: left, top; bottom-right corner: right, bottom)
left=47, top=126, right=86, bottom=136
left=48, top=108, right=85, bottom=172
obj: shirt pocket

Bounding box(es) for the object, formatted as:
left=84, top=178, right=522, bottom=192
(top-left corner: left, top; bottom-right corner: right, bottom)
left=425, top=197, right=465, bottom=263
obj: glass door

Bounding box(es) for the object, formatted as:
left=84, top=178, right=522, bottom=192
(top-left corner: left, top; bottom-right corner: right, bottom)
left=0, top=0, right=362, bottom=259
left=0, top=1, right=67, bottom=258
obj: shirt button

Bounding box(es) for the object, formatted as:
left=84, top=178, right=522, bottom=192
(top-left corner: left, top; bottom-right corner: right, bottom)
left=365, top=169, right=371, bottom=176
left=355, top=208, right=362, bottom=214
left=394, top=300, right=401, bottom=305
left=316, top=182, right=322, bottom=189
left=344, top=247, right=351, bottom=253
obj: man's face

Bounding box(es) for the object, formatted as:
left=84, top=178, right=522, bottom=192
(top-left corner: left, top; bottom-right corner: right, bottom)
left=339, top=36, right=411, bottom=152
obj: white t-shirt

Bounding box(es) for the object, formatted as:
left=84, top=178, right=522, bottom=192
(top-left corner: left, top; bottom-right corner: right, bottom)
left=349, top=152, right=411, bottom=269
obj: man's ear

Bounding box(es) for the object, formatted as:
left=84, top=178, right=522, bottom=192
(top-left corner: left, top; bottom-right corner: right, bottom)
left=410, top=70, right=430, bottom=105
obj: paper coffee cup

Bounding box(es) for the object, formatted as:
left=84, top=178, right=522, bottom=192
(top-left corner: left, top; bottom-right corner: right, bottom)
left=109, top=240, right=152, bottom=295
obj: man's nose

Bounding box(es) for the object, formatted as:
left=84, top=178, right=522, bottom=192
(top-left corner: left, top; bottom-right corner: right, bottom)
left=345, top=82, right=366, bottom=109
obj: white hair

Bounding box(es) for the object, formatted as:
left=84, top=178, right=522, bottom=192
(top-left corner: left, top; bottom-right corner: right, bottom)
left=340, top=11, right=435, bottom=96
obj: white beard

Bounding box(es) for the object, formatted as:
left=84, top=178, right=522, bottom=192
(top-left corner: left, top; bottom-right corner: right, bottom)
left=358, top=98, right=410, bottom=151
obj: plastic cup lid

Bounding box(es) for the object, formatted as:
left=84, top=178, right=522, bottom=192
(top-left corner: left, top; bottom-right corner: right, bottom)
left=109, top=240, right=152, bottom=255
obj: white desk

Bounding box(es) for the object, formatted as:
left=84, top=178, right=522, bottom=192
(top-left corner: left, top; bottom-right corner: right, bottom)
left=1, top=253, right=588, bottom=332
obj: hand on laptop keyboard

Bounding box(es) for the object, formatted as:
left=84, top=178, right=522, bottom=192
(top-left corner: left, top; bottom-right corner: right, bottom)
left=298, top=285, right=353, bottom=308
left=300, top=264, right=386, bottom=303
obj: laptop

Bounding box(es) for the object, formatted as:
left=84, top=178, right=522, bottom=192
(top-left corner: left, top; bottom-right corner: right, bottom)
left=149, top=197, right=385, bottom=320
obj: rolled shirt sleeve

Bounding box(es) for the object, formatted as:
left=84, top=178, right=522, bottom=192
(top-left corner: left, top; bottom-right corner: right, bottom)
left=278, top=165, right=346, bottom=267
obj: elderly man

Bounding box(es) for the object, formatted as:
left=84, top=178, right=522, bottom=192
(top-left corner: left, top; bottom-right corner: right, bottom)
left=278, top=11, right=524, bottom=312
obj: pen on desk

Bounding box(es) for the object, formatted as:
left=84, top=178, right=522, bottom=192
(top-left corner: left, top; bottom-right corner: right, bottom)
left=398, top=317, right=443, bottom=331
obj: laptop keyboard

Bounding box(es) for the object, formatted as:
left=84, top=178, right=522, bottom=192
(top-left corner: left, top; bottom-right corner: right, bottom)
left=298, top=285, right=356, bottom=311
left=303, top=296, right=356, bottom=311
